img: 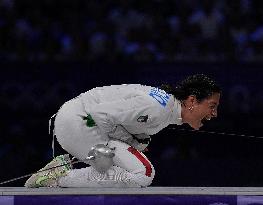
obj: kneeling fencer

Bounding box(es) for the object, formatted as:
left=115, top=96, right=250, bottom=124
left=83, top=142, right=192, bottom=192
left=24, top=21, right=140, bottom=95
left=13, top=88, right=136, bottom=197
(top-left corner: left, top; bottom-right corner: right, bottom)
left=25, top=74, right=221, bottom=188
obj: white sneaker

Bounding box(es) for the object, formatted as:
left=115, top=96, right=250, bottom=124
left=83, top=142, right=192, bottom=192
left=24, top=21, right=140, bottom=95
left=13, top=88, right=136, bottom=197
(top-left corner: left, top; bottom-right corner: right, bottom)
left=25, top=154, right=72, bottom=188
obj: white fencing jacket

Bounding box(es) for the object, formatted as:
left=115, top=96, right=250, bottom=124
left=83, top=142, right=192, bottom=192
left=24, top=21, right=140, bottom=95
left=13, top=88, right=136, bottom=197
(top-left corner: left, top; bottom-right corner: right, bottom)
left=80, top=84, right=183, bottom=136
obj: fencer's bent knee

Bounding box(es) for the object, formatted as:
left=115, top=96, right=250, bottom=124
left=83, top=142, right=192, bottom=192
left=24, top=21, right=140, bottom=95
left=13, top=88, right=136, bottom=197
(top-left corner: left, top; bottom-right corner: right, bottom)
left=86, top=144, right=115, bottom=173
left=134, top=167, right=155, bottom=187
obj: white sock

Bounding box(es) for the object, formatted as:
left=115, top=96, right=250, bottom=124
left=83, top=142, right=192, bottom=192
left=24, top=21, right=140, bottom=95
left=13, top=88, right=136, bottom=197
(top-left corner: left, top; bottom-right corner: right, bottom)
left=58, top=166, right=141, bottom=188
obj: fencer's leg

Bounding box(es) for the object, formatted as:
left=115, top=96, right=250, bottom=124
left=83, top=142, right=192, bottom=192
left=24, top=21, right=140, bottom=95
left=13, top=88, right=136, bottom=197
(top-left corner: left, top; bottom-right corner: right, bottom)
left=58, top=166, right=140, bottom=188
left=58, top=141, right=155, bottom=188
left=58, top=144, right=141, bottom=188
left=107, top=140, right=155, bottom=187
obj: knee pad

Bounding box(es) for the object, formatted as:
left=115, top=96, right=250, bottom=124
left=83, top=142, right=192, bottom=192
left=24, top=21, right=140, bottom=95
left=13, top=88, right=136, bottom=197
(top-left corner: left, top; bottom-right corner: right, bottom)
left=86, top=144, right=115, bottom=173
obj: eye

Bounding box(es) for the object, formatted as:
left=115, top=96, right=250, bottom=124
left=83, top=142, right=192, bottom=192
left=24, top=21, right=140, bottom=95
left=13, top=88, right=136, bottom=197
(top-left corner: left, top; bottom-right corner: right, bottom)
left=209, top=105, right=216, bottom=110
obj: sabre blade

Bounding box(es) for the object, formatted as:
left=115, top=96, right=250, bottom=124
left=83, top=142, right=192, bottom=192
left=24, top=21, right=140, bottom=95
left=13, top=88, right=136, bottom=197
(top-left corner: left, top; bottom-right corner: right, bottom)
left=169, top=127, right=263, bottom=139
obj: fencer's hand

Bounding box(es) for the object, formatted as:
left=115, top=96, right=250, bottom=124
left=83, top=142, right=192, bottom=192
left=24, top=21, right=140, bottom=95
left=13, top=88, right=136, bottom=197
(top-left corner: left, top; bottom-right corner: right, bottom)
left=108, top=126, right=151, bottom=152
left=108, top=125, right=135, bottom=145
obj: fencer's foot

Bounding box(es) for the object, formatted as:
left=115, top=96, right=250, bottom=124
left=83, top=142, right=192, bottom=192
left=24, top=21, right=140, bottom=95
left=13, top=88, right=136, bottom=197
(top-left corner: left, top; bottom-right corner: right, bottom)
left=25, top=154, right=72, bottom=188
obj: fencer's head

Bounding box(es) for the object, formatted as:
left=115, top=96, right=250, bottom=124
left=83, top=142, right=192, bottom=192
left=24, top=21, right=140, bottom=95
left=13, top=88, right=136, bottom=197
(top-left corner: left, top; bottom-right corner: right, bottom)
left=169, top=74, right=221, bottom=130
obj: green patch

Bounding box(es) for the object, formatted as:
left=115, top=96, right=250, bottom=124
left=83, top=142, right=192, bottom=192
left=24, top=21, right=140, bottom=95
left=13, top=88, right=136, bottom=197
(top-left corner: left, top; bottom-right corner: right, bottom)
left=83, top=114, right=97, bottom=127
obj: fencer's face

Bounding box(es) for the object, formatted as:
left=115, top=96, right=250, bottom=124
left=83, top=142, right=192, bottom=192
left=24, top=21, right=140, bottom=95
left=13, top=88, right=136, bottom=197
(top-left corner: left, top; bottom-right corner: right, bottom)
left=183, top=92, right=220, bottom=130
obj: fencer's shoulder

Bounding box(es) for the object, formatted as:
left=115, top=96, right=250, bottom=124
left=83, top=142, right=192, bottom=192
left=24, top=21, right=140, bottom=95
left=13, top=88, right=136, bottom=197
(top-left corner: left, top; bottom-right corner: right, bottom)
left=145, top=88, right=175, bottom=117
left=147, top=87, right=172, bottom=107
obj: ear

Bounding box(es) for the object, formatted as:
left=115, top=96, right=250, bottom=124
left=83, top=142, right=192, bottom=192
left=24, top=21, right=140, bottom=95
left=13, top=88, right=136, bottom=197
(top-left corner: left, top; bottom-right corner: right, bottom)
left=185, top=95, right=197, bottom=106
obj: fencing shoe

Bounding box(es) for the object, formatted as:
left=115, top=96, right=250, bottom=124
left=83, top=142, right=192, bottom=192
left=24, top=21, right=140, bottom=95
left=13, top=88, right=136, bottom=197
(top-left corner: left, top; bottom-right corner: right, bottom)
left=24, top=154, right=72, bottom=188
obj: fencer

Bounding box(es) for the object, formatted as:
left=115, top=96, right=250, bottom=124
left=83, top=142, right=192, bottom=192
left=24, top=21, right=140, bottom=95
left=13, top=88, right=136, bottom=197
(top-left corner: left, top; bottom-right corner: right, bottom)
left=25, top=74, right=221, bottom=188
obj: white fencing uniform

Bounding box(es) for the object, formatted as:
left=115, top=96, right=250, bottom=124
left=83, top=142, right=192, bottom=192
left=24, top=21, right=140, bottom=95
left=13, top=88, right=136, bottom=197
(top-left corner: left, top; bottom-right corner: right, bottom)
left=54, top=84, right=183, bottom=187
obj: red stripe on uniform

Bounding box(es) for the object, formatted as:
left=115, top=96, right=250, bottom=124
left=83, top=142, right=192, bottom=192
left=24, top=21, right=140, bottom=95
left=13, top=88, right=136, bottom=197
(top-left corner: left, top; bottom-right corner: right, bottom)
left=127, top=147, right=152, bottom=177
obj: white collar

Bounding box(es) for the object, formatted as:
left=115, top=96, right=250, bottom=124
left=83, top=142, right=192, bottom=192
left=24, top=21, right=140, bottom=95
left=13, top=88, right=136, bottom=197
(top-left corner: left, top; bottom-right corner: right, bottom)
left=170, top=97, right=183, bottom=125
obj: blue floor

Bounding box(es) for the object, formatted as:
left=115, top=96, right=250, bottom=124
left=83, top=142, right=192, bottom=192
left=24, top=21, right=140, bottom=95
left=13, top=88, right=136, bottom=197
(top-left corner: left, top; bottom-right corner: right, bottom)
left=0, top=195, right=255, bottom=205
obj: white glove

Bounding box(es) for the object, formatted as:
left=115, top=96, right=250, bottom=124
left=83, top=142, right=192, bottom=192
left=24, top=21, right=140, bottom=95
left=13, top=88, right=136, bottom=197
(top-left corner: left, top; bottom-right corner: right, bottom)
left=108, top=125, right=136, bottom=145
left=108, top=126, right=151, bottom=152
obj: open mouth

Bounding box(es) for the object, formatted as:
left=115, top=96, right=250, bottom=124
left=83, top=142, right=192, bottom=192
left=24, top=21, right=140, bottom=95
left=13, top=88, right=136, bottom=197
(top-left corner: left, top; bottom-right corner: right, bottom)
left=201, top=117, right=211, bottom=124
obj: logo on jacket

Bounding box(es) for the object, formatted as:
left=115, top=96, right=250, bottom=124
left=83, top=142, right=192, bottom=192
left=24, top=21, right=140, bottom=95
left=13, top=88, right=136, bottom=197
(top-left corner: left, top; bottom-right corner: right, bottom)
left=137, top=115, right=148, bottom=123
left=149, top=88, right=170, bottom=107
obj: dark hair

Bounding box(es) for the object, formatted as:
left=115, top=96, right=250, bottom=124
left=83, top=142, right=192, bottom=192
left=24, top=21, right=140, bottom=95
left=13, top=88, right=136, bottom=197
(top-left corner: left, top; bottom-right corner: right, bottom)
left=160, top=74, right=221, bottom=102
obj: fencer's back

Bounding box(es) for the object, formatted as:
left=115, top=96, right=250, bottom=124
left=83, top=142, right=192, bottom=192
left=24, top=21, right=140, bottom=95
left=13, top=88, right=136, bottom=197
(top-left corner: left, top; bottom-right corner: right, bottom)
left=80, top=84, right=153, bottom=110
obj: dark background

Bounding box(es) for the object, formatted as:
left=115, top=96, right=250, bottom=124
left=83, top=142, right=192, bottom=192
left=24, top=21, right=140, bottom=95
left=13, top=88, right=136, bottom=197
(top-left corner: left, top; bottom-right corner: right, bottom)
left=1, top=0, right=263, bottom=187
